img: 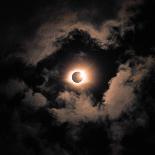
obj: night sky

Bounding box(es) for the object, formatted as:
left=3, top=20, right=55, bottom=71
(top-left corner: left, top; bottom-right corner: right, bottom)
left=0, top=0, right=155, bottom=155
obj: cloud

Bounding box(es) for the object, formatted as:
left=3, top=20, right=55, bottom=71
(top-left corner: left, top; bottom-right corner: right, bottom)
left=22, top=15, right=117, bottom=64
left=0, top=0, right=145, bottom=67
left=19, top=0, right=142, bottom=65
left=0, top=79, right=27, bottom=99
left=22, top=89, right=47, bottom=109
left=0, top=1, right=154, bottom=155
left=50, top=91, right=103, bottom=124
left=103, top=56, right=155, bottom=120
left=50, top=56, right=154, bottom=125
left=102, top=56, right=154, bottom=155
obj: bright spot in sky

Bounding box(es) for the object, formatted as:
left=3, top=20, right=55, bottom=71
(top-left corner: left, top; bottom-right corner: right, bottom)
left=64, top=62, right=96, bottom=90
left=67, top=69, right=89, bottom=86
left=72, top=71, right=84, bottom=83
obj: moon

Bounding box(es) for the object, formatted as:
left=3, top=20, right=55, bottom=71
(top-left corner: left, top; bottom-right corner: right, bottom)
left=72, top=72, right=83, bottom=83
left=65, top=63, right=96, bottom=89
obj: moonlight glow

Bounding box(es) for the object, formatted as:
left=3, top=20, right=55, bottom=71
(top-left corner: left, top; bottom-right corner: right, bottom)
left=72, top=71, right=84, bottom=83
left=67, top=69, right=88, bottom=86
left=64, top=63, right=95, bottom=89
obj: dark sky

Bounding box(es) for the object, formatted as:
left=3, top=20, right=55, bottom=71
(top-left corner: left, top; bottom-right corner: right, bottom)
left=0, top=0, right=155, bottom=155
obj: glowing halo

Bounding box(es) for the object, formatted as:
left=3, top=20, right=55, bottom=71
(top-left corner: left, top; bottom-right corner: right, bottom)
left=72, top=71, right=84, bottom=83
left=68, top=69, right=88, bottom=85
left=64, top=63, right=95, bottom=89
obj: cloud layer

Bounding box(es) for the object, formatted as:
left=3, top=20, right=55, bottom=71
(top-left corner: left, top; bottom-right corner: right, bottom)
left=0, top=0, right=155, bottom=155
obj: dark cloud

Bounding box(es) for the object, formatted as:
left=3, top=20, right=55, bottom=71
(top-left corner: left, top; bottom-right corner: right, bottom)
left=0, top=0, right=155, bottom=155
left=103, top=56, right=155, bottom=119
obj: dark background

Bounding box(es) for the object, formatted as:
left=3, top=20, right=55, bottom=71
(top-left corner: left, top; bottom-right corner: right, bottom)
left=0, top=0, right=155, bottom=155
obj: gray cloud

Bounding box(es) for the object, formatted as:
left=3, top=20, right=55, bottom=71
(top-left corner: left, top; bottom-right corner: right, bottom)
left=103, top=56, right=155, bottom=120
left=50, top=56, right=154, bottom=125
left=48, top=55, right=154, bottom=155
left=0, top=79, right=27, bottom=99
left=22, top=89, right=47, bottom=109
left=0, top=0, right=154, bottom=155
left=50, top=91, right=104, bottom=124
left=22, top=14, right=113, bottom=64
left=19, top=0, right=144, bottom=65
left=103, top=56, right=154, bottom=154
